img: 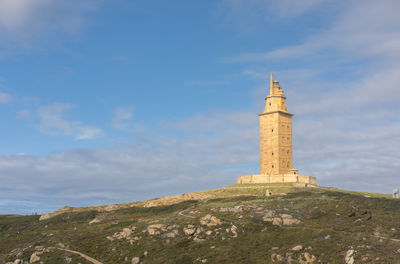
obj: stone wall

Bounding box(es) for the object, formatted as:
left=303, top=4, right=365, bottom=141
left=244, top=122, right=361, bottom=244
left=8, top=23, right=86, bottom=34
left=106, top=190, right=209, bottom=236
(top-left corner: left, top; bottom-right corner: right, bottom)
left=237, top=174, right=317, bottom=186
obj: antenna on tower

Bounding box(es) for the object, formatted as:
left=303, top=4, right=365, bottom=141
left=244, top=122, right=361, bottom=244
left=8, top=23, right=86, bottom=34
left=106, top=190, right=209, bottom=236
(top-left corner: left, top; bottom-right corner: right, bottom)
left=269, top=73, right=273, bottom=95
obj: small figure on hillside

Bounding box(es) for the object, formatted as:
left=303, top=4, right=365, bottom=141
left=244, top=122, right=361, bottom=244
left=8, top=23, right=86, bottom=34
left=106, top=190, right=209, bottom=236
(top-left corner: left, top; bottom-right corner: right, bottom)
left=393, top=189, right=399, bottom=199
left=266, top=189, right=272, bottom=197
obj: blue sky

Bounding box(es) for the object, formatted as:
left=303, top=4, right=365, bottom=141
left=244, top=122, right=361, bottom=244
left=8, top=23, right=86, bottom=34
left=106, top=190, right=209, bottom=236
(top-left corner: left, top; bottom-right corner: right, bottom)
left=1, top=0, right=400, bottom=214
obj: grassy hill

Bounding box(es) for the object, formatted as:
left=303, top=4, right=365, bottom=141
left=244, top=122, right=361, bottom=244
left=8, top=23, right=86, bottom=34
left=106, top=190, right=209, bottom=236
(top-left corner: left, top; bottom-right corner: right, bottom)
left=1, top=184, right=400, bottom=263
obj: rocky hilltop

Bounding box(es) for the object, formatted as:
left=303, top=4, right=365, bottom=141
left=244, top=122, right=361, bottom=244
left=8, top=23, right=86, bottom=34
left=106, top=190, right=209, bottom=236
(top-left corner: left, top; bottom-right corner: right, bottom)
left=1, top=184, right=399, bottom=263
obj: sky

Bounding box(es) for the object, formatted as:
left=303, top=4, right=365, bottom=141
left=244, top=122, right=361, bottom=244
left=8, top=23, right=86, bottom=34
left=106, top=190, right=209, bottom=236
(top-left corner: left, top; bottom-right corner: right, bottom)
left=0, top=0, right=399, bottom=214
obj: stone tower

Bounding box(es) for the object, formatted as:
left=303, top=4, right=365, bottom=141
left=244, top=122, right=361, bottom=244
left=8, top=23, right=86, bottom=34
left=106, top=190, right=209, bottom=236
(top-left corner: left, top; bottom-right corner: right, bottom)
left=259, top=73, right=297, bottom=175
left=237, top=74, right=316, bottom=186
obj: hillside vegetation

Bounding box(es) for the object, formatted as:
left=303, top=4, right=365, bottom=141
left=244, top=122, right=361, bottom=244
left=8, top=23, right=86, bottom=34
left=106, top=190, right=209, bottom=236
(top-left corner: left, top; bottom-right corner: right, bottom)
left=1, top=184, right=399, bottom=264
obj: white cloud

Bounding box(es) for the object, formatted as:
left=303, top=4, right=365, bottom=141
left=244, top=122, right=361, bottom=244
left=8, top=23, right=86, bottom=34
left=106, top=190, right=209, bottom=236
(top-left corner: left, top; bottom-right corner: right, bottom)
left=223, top=0, right=400, bottom=63
left=16, top=109, right=31, bottom=119
left=217, top=0, right=331, bottom=32
left=0, top=0, right=99, bottom=47
left=0, top=91, right=11, bottom=103
left=37, top=103, right=102, bottom=140
left=0, top=76, right=11, bottom=103
left=112, top=106, right=134, bottom=130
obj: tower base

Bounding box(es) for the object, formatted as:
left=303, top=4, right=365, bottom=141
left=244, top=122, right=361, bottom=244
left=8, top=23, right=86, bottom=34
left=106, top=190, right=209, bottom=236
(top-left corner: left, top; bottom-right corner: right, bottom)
left=237, top=173, right=317, bottom=186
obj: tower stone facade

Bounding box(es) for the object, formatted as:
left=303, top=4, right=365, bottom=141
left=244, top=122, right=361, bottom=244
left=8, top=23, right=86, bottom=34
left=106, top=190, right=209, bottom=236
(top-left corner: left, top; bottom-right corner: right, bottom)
left=260, top=73, right=297, bottom=175
left=237, top=74, right=316, bottom=186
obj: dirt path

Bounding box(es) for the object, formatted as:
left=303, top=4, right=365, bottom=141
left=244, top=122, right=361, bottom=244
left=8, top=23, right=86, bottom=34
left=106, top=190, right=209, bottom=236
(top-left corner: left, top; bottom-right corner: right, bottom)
left=49, top=247, right=103, bottom=264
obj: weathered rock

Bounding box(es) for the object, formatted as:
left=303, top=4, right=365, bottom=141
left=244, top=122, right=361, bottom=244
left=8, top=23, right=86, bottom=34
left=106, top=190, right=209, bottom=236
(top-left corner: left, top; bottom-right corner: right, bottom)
left=110, top=226, right=137, bottom=241
left=345, top=249, right=354, bottom=264
left=263, top=214, right=300, bottom=226
left=205, top=230, right=213, bottom=236
left=29, top=252, right=40, bottom=263
left=147, top=224, right=165, bottom=235
left=219, top=206, right=243, bottom=213
left=200, top=214, right=222, bottom=226
left=168, top=224, right=180, bottom=230
left=193, top=237, right=205, bottom=242
left=89, top=218, right=101, bottom=225
left=131, top=256, right=140, bottom=264
left=272, top=217, right=283, bottom=226
left=33, top=246, right=44, bottom=252
left=264, top=210, right=275, bottom=218
left=120, top=228, right=132, bottom=238
left=183, top=225, right=196, bottom=236
left=281, top=214, right=301, bottom=225
left=271, top=253, right=284, bottom=262
left=291, top=245, right=303, bottom=251
left=161, top=229, right=179, bottom=239
left=64, top=256, right=72, bottom=263
left=13, top=260, right=23, bottom=264
left=194, top=226, right=203, bottom=235
left=230, top=224, right=238, bottom=237
left=304, top=252, right=316, bottom=263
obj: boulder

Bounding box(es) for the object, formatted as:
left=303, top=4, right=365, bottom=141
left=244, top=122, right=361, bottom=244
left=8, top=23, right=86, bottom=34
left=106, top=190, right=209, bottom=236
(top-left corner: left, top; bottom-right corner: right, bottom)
left=263, top=214, right=300, bottom=226
left=121, top=228, right=132, bottom=238
left=184, top=227, right=196, bottom=235
left=33, top=246, right=44, bottom=251
left=304, top=252, right=316, bottom=263
left=291, top=245, right=303, bottom=251
left=264, top=210, right=275, bottom=218
left=147, top=224, right=165, bottom=235
left=161, top=229, right=179, bottom=239
left=230, top=224, right=238, bottom=237
left=345, top=249, right=354, bottom=264
left=195, top=227, right=203, bottom=235
left=29, top=252, right=40, bottom=263
left=193, top=237, right=205, bottom=242
left=281, top=214, right=301, bottom=225
left=183, top=225, right=196, bottom=236
left=110, top=226, right=137, bottom=240
left=200, top=214, right=222, bottom=226
left=271, top=254, right=284, bottom=262
left=89, top=218, right=101, bottom=225
left=131, top=256, right=140, bottom=264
